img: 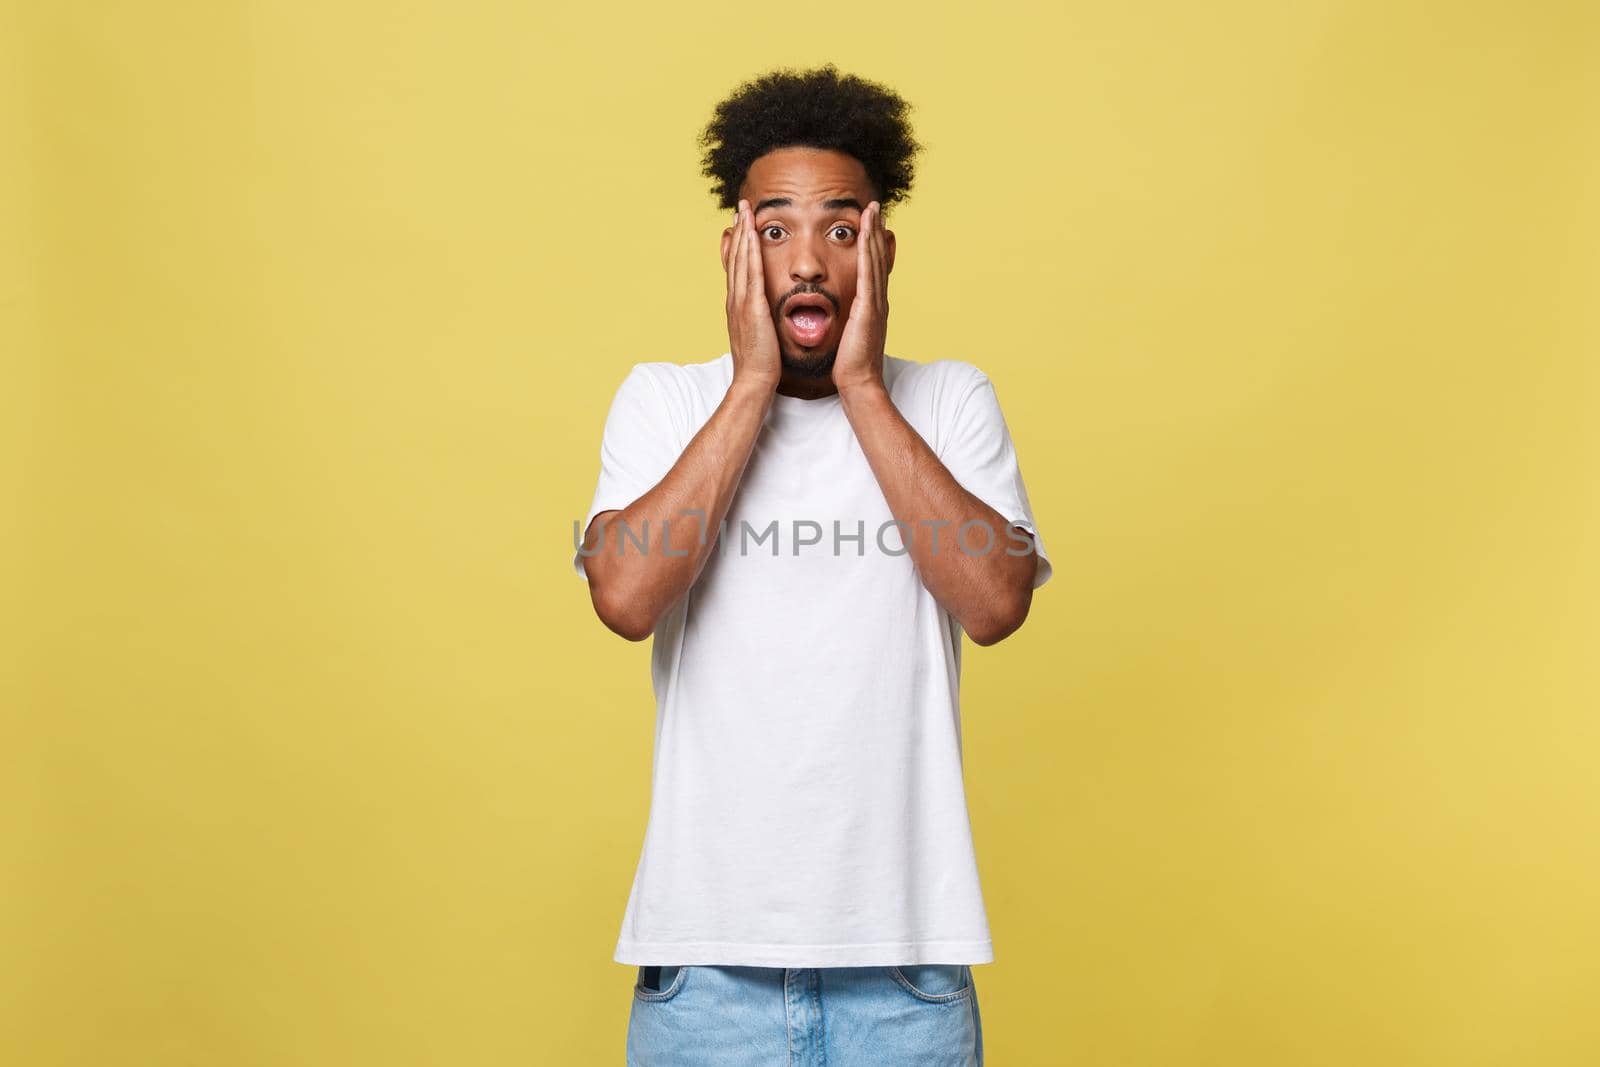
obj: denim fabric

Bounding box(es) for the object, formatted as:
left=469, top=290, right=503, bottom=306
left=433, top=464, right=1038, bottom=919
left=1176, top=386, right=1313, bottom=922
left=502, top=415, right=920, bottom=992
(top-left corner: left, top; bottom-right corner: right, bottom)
left=627, top=963, right=983, bottom=1066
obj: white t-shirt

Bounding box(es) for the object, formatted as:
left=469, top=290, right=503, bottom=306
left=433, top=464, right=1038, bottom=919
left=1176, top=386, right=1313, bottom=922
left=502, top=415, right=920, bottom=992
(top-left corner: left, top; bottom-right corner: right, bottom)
left=573, top=351, right=1051, bottom=968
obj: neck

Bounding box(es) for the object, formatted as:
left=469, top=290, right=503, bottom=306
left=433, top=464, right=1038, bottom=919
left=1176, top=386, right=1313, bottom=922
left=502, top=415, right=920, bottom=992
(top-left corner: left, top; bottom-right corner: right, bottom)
left=775, top=373, right=840, bottom=400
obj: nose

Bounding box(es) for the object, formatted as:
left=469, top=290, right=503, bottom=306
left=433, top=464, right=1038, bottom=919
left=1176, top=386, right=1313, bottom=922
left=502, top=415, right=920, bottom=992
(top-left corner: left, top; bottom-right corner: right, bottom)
left=788, top=232, right=826, bottom=284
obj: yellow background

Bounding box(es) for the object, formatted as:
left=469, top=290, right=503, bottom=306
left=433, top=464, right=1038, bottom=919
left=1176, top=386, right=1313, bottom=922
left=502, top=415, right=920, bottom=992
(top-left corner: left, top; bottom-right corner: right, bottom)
left=6, top=1, right=1597, bottom=1063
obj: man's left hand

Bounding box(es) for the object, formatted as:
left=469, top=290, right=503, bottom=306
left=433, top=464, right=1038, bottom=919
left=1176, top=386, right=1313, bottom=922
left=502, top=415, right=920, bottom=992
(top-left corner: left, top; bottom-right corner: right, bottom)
left=832, top=200, right=893, bottom=394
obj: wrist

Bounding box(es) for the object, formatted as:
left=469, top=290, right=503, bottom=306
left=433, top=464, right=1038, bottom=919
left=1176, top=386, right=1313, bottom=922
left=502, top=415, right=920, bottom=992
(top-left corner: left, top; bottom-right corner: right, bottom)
left=835, top=373, right=888, bottom=402
left=726, top=373, right=778, bottom=407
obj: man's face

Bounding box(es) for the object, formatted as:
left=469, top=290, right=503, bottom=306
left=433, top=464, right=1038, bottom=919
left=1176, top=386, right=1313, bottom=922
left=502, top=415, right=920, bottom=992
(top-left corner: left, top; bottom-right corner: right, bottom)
left=719, top=146, right=895, bottom=380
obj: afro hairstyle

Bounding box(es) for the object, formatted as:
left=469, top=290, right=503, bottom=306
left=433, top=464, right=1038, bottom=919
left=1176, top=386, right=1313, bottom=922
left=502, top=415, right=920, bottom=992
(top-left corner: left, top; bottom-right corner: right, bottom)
left=697, top=64, right=923, bottom=219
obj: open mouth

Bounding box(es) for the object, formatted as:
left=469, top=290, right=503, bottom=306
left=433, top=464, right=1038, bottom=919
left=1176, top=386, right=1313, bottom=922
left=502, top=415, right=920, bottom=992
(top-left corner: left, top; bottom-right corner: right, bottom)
left=784, top=304, right=833, bottom=347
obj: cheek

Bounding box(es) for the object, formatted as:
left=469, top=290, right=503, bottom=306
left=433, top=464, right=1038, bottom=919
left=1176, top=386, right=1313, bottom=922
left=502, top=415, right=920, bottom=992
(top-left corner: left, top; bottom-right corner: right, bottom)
left=759, top=249, right=783, bottom=303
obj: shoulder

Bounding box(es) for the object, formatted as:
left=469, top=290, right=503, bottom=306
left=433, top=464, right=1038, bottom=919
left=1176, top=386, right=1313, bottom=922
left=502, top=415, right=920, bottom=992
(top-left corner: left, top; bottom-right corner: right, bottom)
left=888, top=355, right=992, bottom=408
left=678, top=352, right=735, bottom=400
left=890, top=354, right=989, bottom=384
left=614, top=359, right=680, bottom=392
left=603, top=356, right=731, bottom=446
left=613, top=354, right=729, bottom=404
left=940, top=358, right=993, bottom=394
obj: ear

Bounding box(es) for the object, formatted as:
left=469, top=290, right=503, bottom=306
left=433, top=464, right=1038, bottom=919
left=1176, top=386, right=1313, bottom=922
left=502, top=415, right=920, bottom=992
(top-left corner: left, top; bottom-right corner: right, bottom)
left=720, top=226, right=733, bottom=273
left=885, top=229, right=896, bottom=275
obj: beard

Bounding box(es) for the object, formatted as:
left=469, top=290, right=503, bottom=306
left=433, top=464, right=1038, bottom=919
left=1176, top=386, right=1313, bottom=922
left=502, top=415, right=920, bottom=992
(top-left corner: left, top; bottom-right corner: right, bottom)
left=778, top=334, right=838, bottom=380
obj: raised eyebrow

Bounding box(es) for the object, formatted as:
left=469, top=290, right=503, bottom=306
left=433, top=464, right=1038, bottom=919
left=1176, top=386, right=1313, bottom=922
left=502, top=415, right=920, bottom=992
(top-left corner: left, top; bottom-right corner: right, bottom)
left=753, top=197, right=866, bottom=215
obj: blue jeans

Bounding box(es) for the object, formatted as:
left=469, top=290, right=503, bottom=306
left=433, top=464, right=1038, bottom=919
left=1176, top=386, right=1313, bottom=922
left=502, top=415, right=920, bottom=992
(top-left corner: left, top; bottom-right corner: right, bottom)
left=626, top=963, right=984, bottom=1066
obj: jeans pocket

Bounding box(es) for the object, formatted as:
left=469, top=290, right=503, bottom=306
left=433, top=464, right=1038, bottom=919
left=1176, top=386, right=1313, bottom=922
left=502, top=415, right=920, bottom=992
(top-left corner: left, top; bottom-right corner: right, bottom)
left=890, top=963, right=974, bottom=1003
left=633, top=964, right=689, bottom=1002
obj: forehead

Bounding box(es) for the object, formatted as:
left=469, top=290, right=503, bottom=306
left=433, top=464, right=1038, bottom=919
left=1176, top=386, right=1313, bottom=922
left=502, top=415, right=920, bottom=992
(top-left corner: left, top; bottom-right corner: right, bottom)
left=740, top=146, right=873, bottom=207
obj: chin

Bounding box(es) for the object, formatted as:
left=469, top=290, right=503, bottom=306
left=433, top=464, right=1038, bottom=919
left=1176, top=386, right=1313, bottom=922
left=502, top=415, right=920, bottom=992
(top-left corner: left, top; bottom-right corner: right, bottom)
left=781, top=345, right=838, bottom=380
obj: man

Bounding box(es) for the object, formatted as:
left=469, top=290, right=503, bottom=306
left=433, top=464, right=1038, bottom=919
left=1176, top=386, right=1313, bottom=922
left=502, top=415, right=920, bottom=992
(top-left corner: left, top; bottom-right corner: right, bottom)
left=573, top=64, right=1051, bottom=1066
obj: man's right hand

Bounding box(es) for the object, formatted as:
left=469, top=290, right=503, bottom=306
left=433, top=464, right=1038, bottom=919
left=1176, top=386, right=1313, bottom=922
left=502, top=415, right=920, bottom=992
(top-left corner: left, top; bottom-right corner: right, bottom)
left=582, top=202, right=783, bottom=641
left=723, top=198, right=783, bottom=393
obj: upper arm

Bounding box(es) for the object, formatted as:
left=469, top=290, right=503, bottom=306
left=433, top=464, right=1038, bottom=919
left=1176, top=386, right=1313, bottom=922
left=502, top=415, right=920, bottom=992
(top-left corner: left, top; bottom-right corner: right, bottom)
left=572, top=365, right=684, bottom=582
left=937, top=363, right=1053, bottom=591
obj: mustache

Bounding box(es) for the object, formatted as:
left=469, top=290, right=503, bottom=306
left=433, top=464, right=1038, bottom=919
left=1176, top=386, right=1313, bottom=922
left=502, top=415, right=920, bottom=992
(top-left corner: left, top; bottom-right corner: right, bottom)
left=777, top=287, right=840, bottom=314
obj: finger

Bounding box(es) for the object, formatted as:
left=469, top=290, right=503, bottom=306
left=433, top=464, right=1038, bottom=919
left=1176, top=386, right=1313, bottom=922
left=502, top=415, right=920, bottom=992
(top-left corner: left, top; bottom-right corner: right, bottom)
left=864, top=202, right=876, bottom=307
left=865, top=202, right=878, bottom=303
left=745, top=204, right=764, bottom=311
left=730, top=199, right=747, bottom=309
left=870, top=201, right=883, bottom=303
left=872, top=201, right=883, bottom=292
left=872, top=202, right=887, bottom=304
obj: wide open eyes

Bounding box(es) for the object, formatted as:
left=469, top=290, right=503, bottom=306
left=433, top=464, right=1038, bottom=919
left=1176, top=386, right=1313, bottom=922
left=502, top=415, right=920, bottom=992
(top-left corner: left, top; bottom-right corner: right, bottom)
left=759, top=224, right=857, bottom=242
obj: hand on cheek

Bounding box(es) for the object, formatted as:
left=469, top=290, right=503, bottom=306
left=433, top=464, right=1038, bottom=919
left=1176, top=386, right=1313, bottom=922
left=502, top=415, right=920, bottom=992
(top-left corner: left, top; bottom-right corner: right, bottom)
left=833, top=200, right=889, bottom=393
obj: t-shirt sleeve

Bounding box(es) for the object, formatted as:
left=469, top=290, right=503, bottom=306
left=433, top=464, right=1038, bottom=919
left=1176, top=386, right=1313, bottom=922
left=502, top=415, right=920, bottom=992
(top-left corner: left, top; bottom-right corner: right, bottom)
left=936, top=364, right=1053, bottom=590
left=572, top=363, right=683, bottom=580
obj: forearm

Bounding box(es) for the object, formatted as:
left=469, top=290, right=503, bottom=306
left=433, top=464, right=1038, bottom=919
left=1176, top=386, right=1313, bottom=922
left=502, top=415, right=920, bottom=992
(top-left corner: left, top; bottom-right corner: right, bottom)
left=582, top=379, right=774, bottom=639
left=839, top=380, right=1036, bottom=644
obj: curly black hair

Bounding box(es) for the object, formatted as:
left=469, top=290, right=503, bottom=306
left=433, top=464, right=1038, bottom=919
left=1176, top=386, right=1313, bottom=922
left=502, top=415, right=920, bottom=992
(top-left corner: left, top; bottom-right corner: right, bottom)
left=697, top=64, right=923, bottom=219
